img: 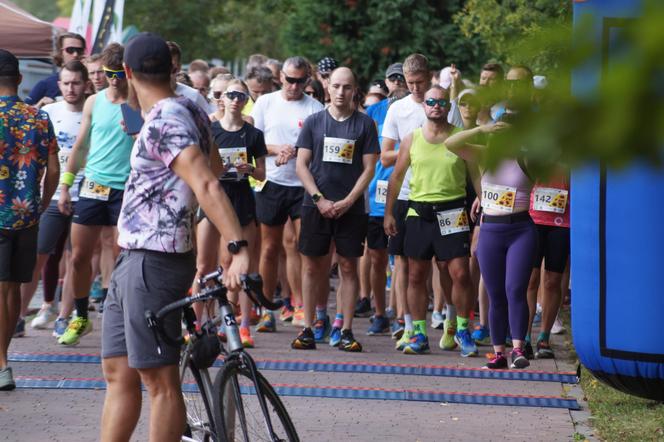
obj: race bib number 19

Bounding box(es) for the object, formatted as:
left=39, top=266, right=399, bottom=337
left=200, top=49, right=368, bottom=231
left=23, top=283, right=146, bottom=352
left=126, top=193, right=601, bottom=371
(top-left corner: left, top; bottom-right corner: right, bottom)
left=79, top=178, right=110, bottom=201
left=436, top=208, right=470, bottom=236
left=482, top=183, right=516, bottom=213
left=375, top=180, right=388, bottom=204
left=533, top=187, right=568, bottom=213
left=323, top=137, right=355, bottom=164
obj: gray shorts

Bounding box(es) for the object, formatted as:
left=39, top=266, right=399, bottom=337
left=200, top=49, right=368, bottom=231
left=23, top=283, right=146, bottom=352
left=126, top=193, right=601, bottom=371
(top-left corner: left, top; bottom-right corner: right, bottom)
left=0, top=224, right=39, bottom=282
left=101, top=249, right=196, bottom=369
left=37, top=203, right=72, bottom=255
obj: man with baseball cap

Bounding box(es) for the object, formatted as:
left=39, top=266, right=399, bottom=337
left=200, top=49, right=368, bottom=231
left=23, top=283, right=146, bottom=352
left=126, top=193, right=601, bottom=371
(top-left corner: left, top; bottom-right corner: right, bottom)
left=0, top=49, right=59, bottom=390
left=99, top=33, right=249, bottom=441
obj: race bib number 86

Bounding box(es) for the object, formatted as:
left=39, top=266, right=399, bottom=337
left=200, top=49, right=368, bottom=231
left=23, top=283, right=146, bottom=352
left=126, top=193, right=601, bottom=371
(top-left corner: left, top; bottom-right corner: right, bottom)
left=436, top=208, right=470, bottom=236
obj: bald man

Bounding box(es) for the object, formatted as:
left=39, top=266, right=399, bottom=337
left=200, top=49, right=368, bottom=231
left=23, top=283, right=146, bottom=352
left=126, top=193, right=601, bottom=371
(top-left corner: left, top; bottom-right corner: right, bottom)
left=292, top=67, right=380, bottom=352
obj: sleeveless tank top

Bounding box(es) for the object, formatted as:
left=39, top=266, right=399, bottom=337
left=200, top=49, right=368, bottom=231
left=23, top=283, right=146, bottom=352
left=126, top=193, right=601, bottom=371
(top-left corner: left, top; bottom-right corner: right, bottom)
left=481, top=159, right=532, bottom=215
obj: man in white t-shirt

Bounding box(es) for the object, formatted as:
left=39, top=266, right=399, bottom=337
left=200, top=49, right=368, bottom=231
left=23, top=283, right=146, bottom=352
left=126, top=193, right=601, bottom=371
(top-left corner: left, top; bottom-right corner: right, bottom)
left=251, top=56, right=324, bottom=332
left=380, top=53, right=429, bottom=351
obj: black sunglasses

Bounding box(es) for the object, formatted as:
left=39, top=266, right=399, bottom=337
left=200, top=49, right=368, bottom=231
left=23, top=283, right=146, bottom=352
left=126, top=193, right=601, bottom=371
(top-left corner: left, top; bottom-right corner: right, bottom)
left=388, top=74, right=405, bottom=83
left=425, top=98, right=449, bottom=108
left=64, top=46, right=85, bottom=55
left=284, top=75, right=308, bottom=85
left=225, top=91, right=248, bottom=101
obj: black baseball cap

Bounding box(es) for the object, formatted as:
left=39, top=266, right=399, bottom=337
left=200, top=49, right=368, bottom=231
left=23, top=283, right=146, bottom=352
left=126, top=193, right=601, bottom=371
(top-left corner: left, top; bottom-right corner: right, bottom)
left=123, top=33, right=172, bottom=74
left=0, top=49, right=19, bottom=76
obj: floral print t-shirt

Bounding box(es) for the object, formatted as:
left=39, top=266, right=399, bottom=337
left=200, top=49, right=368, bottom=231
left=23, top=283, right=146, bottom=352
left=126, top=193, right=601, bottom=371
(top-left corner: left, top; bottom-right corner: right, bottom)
left=0, top=95, right=57, bottom=230
left=117, top=96, right=211, bottom=253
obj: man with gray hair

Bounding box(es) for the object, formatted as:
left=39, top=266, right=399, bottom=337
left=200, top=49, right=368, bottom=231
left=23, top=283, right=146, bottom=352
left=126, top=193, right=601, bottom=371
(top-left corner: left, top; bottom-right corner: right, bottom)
left=251, top=56, right=324, bottom=333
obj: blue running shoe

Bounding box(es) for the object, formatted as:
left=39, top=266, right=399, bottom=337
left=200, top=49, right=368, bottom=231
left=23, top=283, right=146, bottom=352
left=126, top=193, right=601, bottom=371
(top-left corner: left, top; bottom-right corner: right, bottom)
left=471, top=324, right=490, bottom=344
left=367, top=315, right=390, bottom=335
left=329, top=327, right=341, bottom=347
left=53, top=317, right=69, bottom=338
left=454, top=329, right=479, bottom=357
left=313, top=315, right=331, bottom=343
left=403, top=333, right=430, bottom=354
left=391, top=319, right=405, bottom=340
left=89, top=278, right=104, bottom=302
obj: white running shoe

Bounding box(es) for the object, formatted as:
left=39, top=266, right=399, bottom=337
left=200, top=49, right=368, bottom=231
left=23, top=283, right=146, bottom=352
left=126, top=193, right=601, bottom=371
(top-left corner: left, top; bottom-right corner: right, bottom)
left=551, top=316, right=566, bottom=334
left=31, top=304, right=57, bottom=329
left=431, top=311, right=445, bottom=330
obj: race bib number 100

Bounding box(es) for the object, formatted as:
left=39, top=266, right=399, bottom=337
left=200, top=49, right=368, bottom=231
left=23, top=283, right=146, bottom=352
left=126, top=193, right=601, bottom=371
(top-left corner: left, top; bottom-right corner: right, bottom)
left=482, top=183, right=516, bottom=213
left=375, top=180, right=388, bottom=204
left=79, top=178, right=110, bottom=201
left=436, top=208, right=470, bottom=236
left=323, top=137, right=355, bottom=164
left=533, top=187, right=568, bottom=213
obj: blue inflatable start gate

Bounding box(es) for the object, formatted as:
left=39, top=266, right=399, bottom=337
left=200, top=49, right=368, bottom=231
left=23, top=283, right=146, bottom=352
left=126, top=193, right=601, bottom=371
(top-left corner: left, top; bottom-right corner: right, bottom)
left=571, top=0, right=664, bottom=401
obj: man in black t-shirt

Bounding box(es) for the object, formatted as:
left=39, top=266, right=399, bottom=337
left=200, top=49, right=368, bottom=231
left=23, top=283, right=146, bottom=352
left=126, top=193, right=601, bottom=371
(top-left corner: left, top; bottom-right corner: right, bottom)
left=292, top=67, right=380, bottom=352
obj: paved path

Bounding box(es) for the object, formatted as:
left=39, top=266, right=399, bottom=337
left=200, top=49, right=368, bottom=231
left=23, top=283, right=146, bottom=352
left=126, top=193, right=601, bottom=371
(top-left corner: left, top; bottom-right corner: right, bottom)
left=1, top=290, right=589, bottom=441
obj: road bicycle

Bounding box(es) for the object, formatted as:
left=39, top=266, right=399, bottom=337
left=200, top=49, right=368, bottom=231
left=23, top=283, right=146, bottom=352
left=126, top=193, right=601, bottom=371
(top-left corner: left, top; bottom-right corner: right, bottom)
left=146, top=269, right=299, bottom=442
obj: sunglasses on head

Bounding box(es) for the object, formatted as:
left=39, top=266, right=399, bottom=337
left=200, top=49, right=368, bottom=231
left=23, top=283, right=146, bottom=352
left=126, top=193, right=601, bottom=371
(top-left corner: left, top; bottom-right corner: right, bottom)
left=388, top=74, right=405, bottom=83
left=425, top=98, right=449, bottom=108
left=284, top=75, right=308, bottom=85
left=224, top=91, right=248, bottom=101
left=64, top=46, right=85, bottom=55
left=103, top=67, right=126, bottom=80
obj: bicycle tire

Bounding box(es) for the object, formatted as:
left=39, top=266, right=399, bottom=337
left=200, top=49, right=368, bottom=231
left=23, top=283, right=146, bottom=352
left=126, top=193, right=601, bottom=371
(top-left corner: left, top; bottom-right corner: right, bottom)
left=181, top=358, right=219, bottom=442
left=213, top=358, right=299, bottom=442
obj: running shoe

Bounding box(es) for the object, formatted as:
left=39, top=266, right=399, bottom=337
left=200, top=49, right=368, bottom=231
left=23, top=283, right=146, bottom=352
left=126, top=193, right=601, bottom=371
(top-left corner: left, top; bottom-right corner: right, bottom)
left=0, top=367, right=15, bottom=391
left=403, top=333, right=430, bottom=355
left=58, top=317, right=92, bottom=346
left=292, top=306, right=305, bottom=327
left=367, top=315, right=390, bottom=335
left=53, top=317, right=69, bottom=338
left=439, top=318, right=457, bottom=350
left=354, top=297, right=372, bottom=317
left=431, top=311, right=445, bottom=330
left=291, top=327, right=316, bottom=350
left=551, top=316, right=566, bottom=334
left=255, top=311, right=276, bottom=333
left=279, top=305, right=294, bottom=322
left=313, top=315, right=331, bottom=343
left=471, top=324, right=490, bottom=344
left=535, top=340, right=555, bottom=359
left=89, top=277, right=104, bottom=302
left=31, top=305, right=57, bottom=329
left=483, top=353, right=508, bottom=370
left=395, top=329, right=412, bottom=351
left=524, top=341, right=534, bottom=360
left=385, top=307, right=396, bottom=320
left=239, top=327, right=254, bottom=348
left=510, top=347, right=530, bottom=369
left=339, top=329, right=362, bottom=352
left=329, top=327, right=342, bottom=347
left=391, top=319, right=405, bottom=340
left=454, top=329, right=479, bottom=357
left=13, top=318, right=25, bottom=338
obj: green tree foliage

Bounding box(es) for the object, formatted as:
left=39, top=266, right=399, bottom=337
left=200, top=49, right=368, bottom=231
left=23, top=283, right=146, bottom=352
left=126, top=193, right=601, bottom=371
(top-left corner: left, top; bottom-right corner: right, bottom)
left=13, top=0, right=60, bottom=21
left=454, top=0, right=571, bottom=73
left=281, top=0, right=487, bottom=85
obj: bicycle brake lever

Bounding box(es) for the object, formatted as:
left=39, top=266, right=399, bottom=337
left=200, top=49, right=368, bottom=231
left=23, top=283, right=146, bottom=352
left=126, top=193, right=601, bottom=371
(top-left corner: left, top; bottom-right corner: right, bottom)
left=145, top=310, right=163, bottom=356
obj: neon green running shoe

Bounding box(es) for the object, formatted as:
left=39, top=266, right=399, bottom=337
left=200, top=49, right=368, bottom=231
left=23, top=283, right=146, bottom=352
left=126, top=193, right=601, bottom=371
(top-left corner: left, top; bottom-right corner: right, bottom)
left=395, top=329, right=412, bottom=351
left=439, top=318, right=457, bottom=350
left=58, top=316, right=92, bottom=346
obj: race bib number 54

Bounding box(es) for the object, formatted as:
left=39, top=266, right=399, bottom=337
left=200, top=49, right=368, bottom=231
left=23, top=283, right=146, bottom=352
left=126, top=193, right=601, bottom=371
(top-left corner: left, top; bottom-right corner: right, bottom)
left=482, top=183, right=516, bottom=213
left=533, top=187, right=568, bottom=213
left=323, top=137, right=355, bottom=164
left=436, top=208, right=470, bottom=236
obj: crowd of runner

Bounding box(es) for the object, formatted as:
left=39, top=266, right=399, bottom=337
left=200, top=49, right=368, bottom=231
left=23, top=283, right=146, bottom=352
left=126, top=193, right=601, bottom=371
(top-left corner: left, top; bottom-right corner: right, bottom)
left=0, top=30, right=570, bottom=393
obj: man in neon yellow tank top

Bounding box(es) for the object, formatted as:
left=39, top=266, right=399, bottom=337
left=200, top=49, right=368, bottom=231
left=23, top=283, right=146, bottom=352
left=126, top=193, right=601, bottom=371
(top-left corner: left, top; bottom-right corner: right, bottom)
left=385, top=85, right=478, bottom=357
left=57, top=43, right=134, bottom=346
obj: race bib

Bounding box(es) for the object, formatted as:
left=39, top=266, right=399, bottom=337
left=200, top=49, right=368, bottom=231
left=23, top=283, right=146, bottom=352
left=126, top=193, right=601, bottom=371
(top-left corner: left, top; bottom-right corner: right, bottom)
left=533, top=187, right=568, bottom=214
left=79, top=178, right=110, bottom=201
left=323, top=137, right=355, bottom=164
left=375, top=180, right=388, bottom=204
left=58, top=151, right=70, bottom=169
left=436, top=208, right=470, bottom=236
left=482, top=183, right=516, bottom=213
left=218, top=147, right=248, bottom=173
left=253, top=179, right=267, bottom=193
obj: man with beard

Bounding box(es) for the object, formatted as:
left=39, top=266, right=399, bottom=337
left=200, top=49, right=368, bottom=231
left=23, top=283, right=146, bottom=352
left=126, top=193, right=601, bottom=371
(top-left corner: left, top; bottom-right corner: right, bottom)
left=57, top=43, right=134, bottom=346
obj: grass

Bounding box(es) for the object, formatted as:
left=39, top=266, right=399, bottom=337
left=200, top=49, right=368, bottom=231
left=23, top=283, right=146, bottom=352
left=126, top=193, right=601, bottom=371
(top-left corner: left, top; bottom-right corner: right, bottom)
left=559, top=308, right=664, bottom=442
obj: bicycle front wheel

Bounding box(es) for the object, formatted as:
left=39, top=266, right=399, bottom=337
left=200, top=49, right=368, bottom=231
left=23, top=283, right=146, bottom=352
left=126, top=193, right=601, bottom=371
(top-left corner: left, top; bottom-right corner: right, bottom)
left=181, top=359, right=218, bottom=441
left=213, top=358, right=298, bottom=442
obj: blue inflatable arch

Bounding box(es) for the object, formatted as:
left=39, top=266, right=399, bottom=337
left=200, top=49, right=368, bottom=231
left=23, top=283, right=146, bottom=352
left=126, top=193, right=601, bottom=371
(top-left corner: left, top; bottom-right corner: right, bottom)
left=571, top=0, right=664, bottom=401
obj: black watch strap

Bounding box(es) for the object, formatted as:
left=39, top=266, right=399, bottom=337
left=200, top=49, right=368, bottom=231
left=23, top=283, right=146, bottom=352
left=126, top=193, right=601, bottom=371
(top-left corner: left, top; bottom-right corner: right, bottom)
left=227, top=240, right=249, bottom=254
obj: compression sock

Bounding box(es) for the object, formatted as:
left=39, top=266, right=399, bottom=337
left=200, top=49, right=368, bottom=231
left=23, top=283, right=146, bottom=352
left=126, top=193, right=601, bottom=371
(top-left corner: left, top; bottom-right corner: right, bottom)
left=538, top=331, right=550, bottom=343
left=525, top=333, right=532, bottom=344
left=404, top=314, right=414, bottom=332
left=333, top=313, right=343, bottom=329
left=456, top=315, right=469, bottom=332
left=413, top=320, right=427, bottom=336
left=74, top=297, right=89, bottom=320
left=446, top=304, right=457, bottom=322
left=316, top=306, right=327, bottom=321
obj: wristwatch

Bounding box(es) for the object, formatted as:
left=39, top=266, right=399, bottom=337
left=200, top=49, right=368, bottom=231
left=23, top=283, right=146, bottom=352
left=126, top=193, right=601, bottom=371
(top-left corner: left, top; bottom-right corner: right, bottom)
left=312, top=192, right=323, bottom=203
left=227, top=240, right=249, bottom=254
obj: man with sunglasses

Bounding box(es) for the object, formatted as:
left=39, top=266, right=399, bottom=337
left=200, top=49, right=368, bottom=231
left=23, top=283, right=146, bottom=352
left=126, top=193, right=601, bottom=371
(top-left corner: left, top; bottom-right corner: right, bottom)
left=385, top=85, right=477, bottom=357
left=56, top=43, right=134, bottom=346
left=251, top=56, right=324, bottom=333
left=25, top=32, right=86, bottom=108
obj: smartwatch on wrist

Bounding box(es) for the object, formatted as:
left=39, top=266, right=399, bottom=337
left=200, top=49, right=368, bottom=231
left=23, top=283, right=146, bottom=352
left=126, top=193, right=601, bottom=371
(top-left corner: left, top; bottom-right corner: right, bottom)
left=227, top=240, right=249, bottom=254
left=312, top=192, right=323, bottom=204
